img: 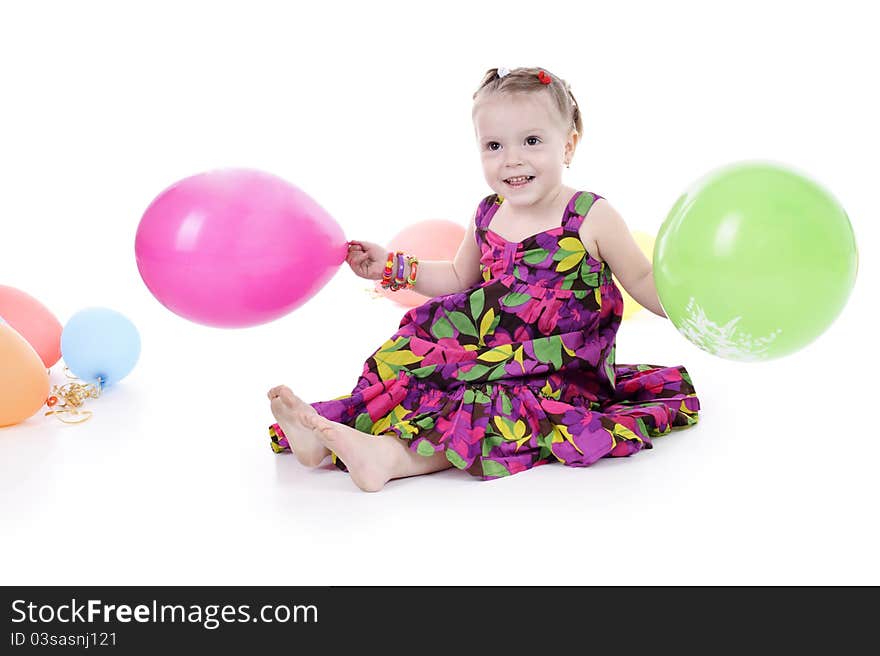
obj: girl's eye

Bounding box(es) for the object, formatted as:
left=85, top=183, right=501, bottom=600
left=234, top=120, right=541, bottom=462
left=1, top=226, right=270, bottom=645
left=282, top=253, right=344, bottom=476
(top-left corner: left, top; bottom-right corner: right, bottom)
left=486, top=137, right=540, bottom=150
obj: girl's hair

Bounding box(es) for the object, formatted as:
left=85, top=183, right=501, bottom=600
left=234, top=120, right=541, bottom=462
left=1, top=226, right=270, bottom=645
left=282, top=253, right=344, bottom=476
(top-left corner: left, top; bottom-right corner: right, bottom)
left=472, top=66, right=583, bottom=138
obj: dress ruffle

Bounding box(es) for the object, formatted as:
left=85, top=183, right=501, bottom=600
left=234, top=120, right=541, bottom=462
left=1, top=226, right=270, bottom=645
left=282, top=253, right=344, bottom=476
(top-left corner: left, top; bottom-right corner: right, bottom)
left=271, top=363, right=699, bottom=480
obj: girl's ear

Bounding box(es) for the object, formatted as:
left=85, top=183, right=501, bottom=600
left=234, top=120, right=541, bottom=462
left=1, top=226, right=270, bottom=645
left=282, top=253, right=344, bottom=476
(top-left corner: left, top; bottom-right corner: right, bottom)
left=565, top=132, right=579, bottom=160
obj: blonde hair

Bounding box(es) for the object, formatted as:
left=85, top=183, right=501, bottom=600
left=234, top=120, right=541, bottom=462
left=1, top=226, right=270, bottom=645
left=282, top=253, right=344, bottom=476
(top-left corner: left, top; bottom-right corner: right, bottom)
left=472, top=66, right=583, bottom=138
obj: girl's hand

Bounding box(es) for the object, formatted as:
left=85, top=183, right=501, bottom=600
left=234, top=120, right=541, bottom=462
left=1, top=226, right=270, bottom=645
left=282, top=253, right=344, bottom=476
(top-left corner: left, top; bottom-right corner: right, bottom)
left=345, top=240, right=388, bottom=280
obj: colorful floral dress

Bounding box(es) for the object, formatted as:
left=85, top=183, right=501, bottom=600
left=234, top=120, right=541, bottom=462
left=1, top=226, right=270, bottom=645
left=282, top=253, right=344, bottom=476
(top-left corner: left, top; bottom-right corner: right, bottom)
left=269, top=191, right=700, bottom=479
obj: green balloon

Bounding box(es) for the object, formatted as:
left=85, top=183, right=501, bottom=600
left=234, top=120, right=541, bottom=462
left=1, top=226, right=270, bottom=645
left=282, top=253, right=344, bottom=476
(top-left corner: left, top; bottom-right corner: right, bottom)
left=654, top=162, right=858, bottom=361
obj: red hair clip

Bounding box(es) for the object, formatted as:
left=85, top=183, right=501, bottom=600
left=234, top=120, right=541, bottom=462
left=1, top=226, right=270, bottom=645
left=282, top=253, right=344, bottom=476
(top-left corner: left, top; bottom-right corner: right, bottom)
left=537, top=70, right=552, bottom=85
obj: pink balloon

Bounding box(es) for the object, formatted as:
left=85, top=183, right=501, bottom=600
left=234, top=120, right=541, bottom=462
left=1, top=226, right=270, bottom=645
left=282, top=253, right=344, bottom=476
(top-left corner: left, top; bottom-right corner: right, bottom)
left=135, top=169, right=347, bottom=328
left=0, top=285, right=62, bottom=368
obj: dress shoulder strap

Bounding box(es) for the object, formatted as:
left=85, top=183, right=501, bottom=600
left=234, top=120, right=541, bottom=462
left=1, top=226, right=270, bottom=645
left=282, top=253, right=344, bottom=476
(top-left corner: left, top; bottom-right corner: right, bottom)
left=475, top=193, right=502, bottom=230
left=562, top=191, right=605, bottom=232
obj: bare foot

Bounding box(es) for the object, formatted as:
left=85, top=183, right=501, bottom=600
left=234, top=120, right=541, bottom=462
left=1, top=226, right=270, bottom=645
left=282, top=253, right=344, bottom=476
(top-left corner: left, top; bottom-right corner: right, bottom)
left=267, top=386, right=330, bottom=467
left=301, top=413, right=397, bottom=492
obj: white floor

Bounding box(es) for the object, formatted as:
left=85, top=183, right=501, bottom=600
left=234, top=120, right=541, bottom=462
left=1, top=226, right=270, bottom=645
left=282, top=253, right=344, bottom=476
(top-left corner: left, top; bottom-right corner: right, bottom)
left=1, top=269, right=876, bottom=586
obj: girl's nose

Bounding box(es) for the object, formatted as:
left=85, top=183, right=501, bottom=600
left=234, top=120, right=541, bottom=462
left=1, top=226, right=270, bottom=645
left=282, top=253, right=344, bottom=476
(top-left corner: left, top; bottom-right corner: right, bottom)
left=504, top=151, right=524, bottom=167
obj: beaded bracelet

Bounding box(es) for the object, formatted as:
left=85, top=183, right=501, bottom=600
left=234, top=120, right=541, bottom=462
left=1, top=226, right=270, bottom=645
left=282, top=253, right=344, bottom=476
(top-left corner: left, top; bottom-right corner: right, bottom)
left=393, top=251, right=406, bottom=289
left=380, top=251, right=403, bottom=291
left=405, top=256, right=419, bottom=287
left=380, top=251, right=419, bottom=291
left=381, top=251, right=395, bottom=289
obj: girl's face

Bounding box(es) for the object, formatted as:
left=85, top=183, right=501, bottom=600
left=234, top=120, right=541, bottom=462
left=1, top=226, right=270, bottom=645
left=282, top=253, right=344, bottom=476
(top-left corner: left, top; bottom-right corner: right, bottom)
left=473, top=92, right=576, bottom=207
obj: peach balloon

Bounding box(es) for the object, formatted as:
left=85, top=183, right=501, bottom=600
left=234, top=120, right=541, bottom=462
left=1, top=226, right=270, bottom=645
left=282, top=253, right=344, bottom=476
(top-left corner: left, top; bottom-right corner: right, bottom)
left=618, top=231, right=657, bottom=321
left=377, top=219, right=466, bottom=308
left=0, top=285, right=62, bottom=368
left=0, top=323, right=50, bottom=427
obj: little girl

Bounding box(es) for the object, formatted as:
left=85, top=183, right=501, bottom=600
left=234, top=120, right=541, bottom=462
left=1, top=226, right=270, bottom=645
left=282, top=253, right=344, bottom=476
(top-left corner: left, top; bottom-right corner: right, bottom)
left=267, top=66, right=700, bottom=492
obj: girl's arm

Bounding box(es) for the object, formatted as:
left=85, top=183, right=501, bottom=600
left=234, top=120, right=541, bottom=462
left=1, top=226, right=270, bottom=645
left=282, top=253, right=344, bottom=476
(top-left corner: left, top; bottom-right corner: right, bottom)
left=580, top=200, right=667, bottom=318
left=346, top=211, right=483, bottom=297
left=414, top=214, right=483, bottom=296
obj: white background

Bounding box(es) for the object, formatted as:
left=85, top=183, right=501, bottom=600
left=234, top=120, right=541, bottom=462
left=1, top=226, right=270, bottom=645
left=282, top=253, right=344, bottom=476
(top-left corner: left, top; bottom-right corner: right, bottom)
left=1, top=0, right=877, bottom=585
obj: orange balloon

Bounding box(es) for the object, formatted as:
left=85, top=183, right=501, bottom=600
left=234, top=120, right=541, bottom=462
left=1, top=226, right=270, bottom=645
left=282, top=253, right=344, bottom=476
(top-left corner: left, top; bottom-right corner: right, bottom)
left=377, top=219, right=466, bottom=307
left=0, top=323, right=50, bottom=427
left=0, top=285, right=62, bottom=368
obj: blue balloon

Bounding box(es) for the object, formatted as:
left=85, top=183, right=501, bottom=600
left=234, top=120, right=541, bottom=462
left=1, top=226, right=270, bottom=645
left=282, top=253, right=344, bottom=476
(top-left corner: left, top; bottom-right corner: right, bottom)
left=61, top=308, right=141, bottom=387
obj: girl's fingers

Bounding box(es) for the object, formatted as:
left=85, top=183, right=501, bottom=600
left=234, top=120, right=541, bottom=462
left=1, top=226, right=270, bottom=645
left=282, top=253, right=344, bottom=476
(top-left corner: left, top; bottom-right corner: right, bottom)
left=344, top=242, right=380, bottom=278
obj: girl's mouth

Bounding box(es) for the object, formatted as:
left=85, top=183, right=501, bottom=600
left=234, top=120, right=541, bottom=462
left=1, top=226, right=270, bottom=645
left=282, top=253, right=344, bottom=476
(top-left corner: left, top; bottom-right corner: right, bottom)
left=504, top=175, right=535, bottom=188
